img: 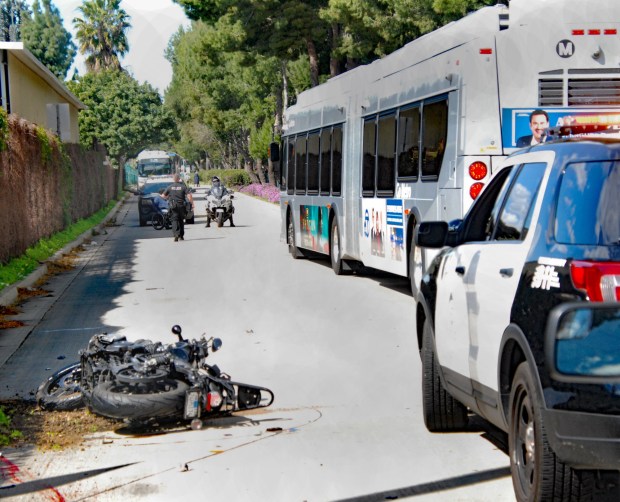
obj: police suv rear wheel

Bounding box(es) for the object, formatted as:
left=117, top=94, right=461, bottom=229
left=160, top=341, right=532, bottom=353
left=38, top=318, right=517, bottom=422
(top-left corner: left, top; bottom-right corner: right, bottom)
left=508, top=362, right=594, bottom=502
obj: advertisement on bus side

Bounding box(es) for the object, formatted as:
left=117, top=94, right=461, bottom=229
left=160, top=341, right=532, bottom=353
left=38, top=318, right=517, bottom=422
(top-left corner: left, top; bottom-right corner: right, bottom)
left=299, top=205, right=330, bottom=254
left=502, top=108, right=620, bottom=148
left=362, top=199, right=405, bottom=275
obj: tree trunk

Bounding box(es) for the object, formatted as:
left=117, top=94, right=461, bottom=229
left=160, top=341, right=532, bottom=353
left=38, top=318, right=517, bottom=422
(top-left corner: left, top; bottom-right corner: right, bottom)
left=267, top=158, right=276, bottom=186
left=275, top=62, right=284, bottom=138
left=306, top=38, right=319, bottom=87
left=330, top=23, right=342, bottom=77
left=244, top=159, right=260, bottom=184
left=282, top=61, right=289, bottom=110
left=255, top=158, right=266, bottom=184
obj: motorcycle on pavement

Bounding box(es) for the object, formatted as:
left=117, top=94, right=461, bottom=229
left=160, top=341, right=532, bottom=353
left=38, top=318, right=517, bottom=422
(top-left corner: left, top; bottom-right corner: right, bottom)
left=36, top=326, right=274, bottom=426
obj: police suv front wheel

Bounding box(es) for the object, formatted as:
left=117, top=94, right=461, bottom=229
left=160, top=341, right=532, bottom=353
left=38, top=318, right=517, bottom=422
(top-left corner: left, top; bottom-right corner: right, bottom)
left=421, top=317, right=468, bottom=432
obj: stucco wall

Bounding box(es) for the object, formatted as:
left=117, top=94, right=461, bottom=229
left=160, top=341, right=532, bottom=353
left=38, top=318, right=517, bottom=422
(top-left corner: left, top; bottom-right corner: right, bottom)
left=7, top=53, right=80, bottom=143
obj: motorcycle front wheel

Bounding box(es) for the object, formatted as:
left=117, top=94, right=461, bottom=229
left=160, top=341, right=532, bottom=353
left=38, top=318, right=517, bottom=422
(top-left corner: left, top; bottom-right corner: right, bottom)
left=217, top=213, right=224, bottom=227
left=36, top=362, right=84, bottom=411
left=89, top=379, right=189, bottom=421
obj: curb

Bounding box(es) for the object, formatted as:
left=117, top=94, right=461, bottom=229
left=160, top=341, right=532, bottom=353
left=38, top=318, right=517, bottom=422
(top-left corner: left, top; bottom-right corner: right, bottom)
left=0, top=197, right=127, bottom=308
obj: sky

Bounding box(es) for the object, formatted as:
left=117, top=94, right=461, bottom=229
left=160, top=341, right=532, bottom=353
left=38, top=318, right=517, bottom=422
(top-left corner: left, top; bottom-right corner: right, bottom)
left=27, top=0, right=191, bottom=94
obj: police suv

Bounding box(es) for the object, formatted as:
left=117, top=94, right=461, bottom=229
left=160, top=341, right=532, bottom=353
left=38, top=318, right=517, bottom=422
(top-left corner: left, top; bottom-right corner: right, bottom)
left=414, top=123, right=620, bottom=501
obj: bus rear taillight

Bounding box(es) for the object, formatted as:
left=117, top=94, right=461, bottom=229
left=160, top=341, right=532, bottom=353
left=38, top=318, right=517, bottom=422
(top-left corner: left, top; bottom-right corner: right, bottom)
left=469, top=182, right=484, bottom=200
left=469, top=161, right=488, bottom=181
left=570, top=261, right=620, bottom=302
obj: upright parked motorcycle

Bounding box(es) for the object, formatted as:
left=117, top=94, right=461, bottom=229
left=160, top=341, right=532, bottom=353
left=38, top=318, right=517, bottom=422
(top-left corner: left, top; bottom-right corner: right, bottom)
left=36, top=326, right=274, bottom=425
left=205, top=185, right=235, bottom=228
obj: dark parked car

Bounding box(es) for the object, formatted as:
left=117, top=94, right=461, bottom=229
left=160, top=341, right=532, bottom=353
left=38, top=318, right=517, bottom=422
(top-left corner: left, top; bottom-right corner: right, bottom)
left=414, top=125, right=620, bottom=501
left=132, top=180, right=195, bottom=227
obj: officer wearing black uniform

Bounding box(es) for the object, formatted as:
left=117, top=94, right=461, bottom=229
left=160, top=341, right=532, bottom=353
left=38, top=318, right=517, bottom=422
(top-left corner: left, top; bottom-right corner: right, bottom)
left=162, top=173, right=194, bottom=241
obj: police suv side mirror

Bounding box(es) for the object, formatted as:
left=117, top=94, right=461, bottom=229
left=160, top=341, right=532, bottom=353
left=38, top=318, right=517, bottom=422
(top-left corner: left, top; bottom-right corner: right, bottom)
left=545, top=302, right=620, bottom=384
left=415, top=221, right=449, bottom=248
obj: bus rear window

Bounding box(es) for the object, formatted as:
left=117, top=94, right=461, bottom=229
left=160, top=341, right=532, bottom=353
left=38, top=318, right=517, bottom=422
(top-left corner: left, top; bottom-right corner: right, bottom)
left=397, top=106, right=420, bottom=179
left=555, top=161, right=620, bottom=245
left=421, top=99, right=448, bottom=180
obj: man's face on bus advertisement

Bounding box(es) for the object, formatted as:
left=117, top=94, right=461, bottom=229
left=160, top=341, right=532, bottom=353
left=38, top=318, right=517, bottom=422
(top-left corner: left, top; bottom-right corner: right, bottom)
left=530, top=113, right=549, bottom=142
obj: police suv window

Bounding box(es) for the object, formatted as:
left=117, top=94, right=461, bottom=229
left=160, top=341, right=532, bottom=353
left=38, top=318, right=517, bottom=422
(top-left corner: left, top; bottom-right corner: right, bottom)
left=492, top=162, right=546, bottom=241
left=555, top=161, right=620, bottom=245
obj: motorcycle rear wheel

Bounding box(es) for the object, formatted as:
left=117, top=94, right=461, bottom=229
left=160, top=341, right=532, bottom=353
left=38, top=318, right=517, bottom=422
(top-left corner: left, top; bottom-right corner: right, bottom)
left=89, top=379, right=189, bottom=421
left=36, top=362, right=84, bottom=411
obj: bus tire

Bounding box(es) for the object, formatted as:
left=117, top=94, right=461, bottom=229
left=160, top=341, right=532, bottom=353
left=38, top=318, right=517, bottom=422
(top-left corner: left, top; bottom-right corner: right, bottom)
left=409, top=239, right=423, bottom=299
left=288, top=213, right=302, bottom=259
left=330, top=217, right=345, bottom=275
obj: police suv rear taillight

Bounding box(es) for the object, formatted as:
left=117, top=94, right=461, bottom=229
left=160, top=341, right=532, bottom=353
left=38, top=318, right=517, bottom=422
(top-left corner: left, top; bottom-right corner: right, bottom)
left=570, top=261, right=620, bottom=302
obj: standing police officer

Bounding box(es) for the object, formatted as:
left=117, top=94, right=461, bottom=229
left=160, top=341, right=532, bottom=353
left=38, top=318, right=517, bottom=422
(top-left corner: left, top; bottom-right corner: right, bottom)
left=162, top=173, right=194, bottom=241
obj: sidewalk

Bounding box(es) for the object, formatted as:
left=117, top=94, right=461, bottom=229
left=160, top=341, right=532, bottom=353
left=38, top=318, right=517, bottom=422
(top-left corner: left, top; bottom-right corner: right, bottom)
left=0, top=197, right=127, bottom=369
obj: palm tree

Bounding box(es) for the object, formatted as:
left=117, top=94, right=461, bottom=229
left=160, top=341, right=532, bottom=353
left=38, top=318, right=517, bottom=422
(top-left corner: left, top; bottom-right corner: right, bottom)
left=73, top=0, right=130, bottom=72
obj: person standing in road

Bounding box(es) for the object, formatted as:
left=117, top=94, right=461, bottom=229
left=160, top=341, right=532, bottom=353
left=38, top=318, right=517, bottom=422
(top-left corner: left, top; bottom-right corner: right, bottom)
left=162, top=173, right=194, bottom=241
left=193, top=170, right=200, bottom=187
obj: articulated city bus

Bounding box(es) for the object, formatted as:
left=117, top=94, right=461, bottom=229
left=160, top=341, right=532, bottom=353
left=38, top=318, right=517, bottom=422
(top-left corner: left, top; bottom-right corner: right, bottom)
left=278, top=0, right=620, bottom=295
left=136, top=150, right=174, bottom=187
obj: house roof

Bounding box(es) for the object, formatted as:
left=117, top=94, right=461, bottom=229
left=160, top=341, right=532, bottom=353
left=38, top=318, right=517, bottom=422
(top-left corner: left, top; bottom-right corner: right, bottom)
left=0, top=42, right=86, bottom=110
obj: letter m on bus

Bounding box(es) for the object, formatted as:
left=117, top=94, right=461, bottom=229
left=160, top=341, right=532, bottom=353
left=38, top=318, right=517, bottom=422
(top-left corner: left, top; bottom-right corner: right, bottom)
left=556, top=40, right=575, bottom=58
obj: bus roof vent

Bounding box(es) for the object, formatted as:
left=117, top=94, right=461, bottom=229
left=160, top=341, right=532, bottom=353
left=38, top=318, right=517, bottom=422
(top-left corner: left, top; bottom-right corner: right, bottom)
left=539, top=79, right=564, bottom=106
left=568, top=79, right=620, bottom=106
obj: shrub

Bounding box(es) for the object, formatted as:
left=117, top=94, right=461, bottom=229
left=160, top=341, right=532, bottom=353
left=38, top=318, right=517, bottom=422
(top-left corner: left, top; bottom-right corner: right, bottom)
left=200, top=169, right=251, bottom=187
left=240, top=183, right=280, bottom=204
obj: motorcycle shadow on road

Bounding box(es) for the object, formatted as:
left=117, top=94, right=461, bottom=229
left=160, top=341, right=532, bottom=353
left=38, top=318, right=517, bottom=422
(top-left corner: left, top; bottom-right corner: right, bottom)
left=112, top=411, right=291, bottom=437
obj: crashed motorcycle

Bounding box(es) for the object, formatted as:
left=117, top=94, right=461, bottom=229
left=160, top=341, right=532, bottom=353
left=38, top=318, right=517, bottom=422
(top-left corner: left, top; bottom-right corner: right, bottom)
left=205, top=185, right=235, bottom=228
left=36, top=326, right=274, bottom=424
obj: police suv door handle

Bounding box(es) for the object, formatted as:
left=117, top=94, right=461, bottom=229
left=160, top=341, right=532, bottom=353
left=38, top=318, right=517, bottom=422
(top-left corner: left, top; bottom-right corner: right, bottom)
left=455, top=266, right=465, bottom=276
left=500, top=268, right=513, bottom=277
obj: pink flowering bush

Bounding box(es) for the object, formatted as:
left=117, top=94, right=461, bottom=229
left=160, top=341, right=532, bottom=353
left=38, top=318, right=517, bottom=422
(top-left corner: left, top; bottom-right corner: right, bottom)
left=240, top=183, right=281, bottom=203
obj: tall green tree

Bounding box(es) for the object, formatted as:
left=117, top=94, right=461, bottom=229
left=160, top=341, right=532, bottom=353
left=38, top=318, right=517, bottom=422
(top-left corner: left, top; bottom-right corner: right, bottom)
left=73, top=0, right=130, bottom=72
left=169, top=0, right=499, bottom=179
left=68, top=70, right=178, bottom=168
left=21, top=0, right=75, bottom=80
left=165, top=19, right=280, bottom=174
left=0, top=0, right=29, bottom=41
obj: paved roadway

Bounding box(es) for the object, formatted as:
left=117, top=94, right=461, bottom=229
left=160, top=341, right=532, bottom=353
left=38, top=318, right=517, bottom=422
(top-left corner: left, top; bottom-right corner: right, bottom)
left=0, top=189, right=515, bottom=501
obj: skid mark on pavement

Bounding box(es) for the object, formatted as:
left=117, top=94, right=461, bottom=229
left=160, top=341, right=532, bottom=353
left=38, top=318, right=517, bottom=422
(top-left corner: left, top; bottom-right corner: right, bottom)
left=71, top=407, right=323, bottom=502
